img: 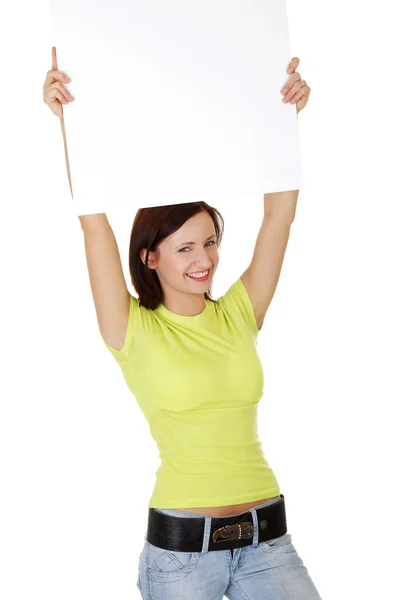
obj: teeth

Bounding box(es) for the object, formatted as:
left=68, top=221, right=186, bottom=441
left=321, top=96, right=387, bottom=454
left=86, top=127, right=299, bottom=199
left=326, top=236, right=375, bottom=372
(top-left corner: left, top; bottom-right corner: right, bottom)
left=187, top=270, right=209, bottom=279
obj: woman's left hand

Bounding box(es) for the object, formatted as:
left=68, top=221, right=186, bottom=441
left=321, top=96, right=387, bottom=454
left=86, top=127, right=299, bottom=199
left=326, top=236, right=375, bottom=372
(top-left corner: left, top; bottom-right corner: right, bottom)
left=280, top=57, right=310, bottom=114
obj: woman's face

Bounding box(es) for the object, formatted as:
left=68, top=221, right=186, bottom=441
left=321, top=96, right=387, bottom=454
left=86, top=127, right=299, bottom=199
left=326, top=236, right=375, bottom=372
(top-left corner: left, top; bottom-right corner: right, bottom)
left=144, top=211, right=220, bottom=297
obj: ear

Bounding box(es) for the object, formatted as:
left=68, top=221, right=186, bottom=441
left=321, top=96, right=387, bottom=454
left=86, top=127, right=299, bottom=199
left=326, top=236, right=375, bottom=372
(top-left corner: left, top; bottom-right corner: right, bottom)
left=140, top=248, right=158, bottom=270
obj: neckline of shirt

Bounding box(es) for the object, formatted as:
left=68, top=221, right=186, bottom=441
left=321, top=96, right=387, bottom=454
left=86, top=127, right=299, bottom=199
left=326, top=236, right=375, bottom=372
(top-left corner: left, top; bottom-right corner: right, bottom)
left=155, top=298, right=210, bottom=323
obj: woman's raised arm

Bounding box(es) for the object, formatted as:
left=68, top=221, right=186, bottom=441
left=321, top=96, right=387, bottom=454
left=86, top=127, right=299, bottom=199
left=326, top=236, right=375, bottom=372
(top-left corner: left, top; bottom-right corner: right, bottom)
left=80, top=214, right=131, bottom=351
left=43, top=47, right=131, bottom=351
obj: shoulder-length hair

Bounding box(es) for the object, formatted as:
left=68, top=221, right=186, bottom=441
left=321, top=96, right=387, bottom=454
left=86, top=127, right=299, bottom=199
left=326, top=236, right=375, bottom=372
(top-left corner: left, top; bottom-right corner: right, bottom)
left=129, top=201, right=224, bottom=310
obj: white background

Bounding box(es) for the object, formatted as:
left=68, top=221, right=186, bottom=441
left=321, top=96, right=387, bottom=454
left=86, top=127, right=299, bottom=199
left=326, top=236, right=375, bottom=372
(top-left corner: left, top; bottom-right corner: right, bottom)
left=1, top=1, right=399, bottom=599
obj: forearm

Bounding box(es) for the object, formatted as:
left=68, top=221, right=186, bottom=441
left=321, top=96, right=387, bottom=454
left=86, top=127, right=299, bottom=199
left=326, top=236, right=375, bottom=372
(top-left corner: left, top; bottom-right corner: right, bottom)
left=79, top=212, right=111, bottom=233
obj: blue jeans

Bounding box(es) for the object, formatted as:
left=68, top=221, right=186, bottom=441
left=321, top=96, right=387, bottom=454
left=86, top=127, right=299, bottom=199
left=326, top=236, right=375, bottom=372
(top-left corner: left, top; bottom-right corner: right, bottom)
left=136, top=495, right=322, bottom=599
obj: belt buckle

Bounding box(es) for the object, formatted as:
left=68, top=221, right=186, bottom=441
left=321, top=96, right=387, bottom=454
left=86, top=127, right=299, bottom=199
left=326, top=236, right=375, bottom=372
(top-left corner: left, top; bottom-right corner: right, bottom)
left=212, top=520, right=254, bottom=543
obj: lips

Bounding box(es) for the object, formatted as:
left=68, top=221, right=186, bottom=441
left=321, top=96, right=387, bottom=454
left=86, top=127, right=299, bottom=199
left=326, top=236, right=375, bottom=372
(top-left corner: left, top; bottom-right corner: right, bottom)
left=186, top=269, right=210, bottom=281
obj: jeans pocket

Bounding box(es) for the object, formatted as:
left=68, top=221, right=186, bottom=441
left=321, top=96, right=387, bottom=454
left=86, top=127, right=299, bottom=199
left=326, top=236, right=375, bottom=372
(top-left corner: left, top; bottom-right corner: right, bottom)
left=259, top=532, right=293, bottom=552
left=146, top=540, right=201, bottom=583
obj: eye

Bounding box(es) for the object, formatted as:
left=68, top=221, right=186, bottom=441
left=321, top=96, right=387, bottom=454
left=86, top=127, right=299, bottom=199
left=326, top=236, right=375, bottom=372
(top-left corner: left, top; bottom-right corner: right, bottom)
left=178, top=240, right=216, bottom=253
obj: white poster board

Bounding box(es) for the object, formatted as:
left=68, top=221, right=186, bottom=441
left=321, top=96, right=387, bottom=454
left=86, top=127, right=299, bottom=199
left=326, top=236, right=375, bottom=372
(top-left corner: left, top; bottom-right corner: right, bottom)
left=50, top=1, right=303, bottom=215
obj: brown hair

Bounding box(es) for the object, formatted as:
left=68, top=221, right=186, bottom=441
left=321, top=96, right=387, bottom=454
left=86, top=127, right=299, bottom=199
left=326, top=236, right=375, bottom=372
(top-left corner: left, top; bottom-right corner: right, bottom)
left=129, top=202, right=224, bottom=310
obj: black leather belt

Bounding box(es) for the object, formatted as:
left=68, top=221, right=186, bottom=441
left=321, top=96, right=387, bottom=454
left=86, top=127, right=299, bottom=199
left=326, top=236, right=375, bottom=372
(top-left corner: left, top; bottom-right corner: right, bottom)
left=146, top=494, right=287, bottom=552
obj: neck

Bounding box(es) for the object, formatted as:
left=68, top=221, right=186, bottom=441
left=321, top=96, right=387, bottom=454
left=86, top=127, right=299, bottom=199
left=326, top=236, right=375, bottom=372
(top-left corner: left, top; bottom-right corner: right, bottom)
left=161, top=289, right=207, bottom=316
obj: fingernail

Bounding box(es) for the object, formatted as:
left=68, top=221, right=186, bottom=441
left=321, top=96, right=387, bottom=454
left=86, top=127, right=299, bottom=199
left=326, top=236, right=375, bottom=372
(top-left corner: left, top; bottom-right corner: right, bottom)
left=64, top=76, right=70, bottom=82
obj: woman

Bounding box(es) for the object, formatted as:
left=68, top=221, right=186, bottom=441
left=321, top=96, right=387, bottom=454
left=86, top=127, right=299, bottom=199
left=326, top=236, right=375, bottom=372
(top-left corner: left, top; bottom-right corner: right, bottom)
left=43, top=47, right=317, bottom=600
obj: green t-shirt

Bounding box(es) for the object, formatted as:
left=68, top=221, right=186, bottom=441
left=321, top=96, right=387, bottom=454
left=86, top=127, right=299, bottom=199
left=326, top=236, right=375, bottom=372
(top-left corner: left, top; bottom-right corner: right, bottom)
left=103, top=277, right=280, bottom=508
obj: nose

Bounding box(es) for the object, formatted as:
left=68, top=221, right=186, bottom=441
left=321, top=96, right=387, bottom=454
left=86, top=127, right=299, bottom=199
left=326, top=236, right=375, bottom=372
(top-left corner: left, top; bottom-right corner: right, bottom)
left=192, top=248, right=213, bottom=270
left=191, top=263, right=213, bottom=273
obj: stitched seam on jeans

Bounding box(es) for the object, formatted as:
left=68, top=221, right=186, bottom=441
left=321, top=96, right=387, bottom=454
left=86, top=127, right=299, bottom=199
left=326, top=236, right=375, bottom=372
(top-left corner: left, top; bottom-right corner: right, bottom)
left=234, top=581, right=253, bottom=600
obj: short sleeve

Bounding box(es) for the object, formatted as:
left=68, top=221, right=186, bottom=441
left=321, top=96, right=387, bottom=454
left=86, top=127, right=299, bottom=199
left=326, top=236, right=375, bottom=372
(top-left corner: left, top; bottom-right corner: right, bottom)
left=101, top=294, right=138, bottom=363
left=218, top=277, right=260, bottom=336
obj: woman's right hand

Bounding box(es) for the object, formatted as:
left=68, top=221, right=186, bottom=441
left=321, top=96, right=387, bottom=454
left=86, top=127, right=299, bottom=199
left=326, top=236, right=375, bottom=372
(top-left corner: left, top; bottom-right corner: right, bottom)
left=42, top=46, right=74, bottom=119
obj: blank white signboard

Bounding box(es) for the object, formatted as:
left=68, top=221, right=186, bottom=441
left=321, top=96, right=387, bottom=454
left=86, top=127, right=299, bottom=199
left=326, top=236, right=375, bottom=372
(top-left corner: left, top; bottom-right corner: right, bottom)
left=50, top=1, right=303, bottom=215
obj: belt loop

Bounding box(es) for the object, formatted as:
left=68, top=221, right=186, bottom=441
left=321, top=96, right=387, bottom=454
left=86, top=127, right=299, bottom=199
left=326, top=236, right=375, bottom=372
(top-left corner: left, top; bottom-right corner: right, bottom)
left=201, top=516, right=212, bottom=554
left=249, top=508, right=259, bottom=547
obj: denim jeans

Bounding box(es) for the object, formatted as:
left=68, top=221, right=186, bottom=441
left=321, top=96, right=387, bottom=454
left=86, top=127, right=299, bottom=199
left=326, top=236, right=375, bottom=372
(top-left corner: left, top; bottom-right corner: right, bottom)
left=136, top=495, right=322, bottom=599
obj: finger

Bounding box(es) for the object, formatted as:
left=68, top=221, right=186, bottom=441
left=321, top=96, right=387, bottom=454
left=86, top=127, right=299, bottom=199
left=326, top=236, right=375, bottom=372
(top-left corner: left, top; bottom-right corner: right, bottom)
left=43, top=87, right=66, bottom=107
left=287, top=56, right=300, bottom=74
left=45, top=81, right=73, bottom=104
left=52, top=88, right=70, bottom=105
left=289, top=89, right=304, bottom=104
left=47, top=47, right=71, bottom=88
left=283, top=78, right=304, bottom=102
left=43, top=68, right=71, bottom=90
left=289, top=83, right=310, bottom=105
left=52, top=46, right=57, bottom=71
left=280, top=71, right=301, bottom=94
left=53, top=80, right=74, bottom=102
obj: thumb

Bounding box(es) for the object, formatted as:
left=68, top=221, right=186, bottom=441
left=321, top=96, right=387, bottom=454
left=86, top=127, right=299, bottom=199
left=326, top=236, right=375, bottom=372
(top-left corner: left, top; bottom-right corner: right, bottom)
left=51, top=46, right=58, bottom=71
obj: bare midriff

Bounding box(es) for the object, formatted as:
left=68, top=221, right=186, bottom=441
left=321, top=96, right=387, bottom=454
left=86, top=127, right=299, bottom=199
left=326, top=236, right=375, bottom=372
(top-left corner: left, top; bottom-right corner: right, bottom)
left=174, top=495, right=280, bottom=517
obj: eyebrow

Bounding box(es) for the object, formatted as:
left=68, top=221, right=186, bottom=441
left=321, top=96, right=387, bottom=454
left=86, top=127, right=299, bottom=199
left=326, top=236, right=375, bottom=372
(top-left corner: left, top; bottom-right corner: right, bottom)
left=176, top=234, right=217, bottom=248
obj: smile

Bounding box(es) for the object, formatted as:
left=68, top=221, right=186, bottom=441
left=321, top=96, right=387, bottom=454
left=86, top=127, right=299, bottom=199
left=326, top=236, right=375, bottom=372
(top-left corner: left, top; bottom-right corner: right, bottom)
left=186, top=269, right=210, bottom=281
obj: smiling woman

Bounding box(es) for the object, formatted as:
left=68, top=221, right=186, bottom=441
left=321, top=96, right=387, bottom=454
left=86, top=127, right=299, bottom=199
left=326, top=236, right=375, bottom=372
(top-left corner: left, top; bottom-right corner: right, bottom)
left=43, top=39, right=319, bottom=600
left=95, top=188, right=322, bottom=600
